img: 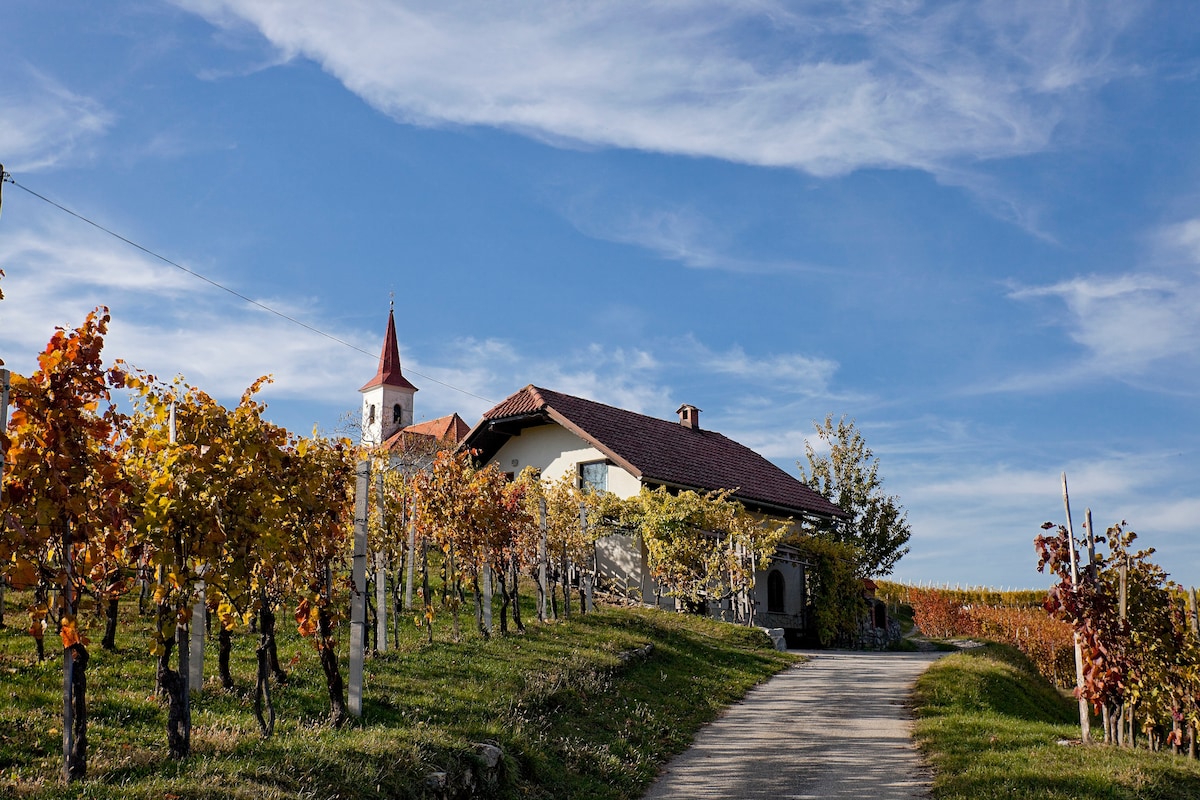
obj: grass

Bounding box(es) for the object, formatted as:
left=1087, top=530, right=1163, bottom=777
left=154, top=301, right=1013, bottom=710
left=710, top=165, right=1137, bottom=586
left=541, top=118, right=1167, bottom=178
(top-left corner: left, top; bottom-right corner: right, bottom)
left=913, top=643, right=1200, bottom=799
left=0, top=589, right=796, bottom=799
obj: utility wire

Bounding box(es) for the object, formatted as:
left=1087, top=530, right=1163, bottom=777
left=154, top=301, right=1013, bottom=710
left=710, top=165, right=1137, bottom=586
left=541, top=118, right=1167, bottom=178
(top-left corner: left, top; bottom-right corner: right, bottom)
left=0, top=171, right=496, bottom=405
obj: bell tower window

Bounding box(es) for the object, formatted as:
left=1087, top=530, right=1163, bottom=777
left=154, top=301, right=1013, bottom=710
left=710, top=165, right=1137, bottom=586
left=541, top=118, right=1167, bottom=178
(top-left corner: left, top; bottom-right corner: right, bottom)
left=368, top=404, right=376, bottom=425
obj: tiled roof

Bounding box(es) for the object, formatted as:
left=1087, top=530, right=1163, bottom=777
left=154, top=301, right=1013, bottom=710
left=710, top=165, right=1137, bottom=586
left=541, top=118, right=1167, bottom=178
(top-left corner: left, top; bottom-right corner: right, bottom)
left=404, top=413, right=471, bottom=443
left=470, top=385, right=845, bottom=520
left=360, top=308, right=417, bottom=392
left=382, top=413, right=471, bottom=452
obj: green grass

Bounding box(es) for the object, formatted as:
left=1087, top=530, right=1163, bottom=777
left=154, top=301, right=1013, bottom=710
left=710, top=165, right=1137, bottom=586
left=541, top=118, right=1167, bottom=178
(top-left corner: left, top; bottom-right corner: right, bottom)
left=0, top=590, right=796, bottom=799
left=913, top=643, right=1200, bottom=799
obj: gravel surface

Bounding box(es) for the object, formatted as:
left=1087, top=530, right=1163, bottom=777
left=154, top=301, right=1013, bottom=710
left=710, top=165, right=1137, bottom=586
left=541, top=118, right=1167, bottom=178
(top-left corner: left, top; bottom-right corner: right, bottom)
left=641, top=650, right=945, bottom=799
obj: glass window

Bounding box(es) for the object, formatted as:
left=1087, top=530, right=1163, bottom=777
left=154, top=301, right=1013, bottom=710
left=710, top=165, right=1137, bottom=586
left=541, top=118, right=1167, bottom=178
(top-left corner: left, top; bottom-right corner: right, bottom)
left=579, top=461, right=608, bottom=494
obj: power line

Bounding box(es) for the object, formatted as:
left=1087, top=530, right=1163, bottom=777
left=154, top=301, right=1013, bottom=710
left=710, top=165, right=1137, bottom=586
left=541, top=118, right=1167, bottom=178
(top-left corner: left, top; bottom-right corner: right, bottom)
left=0, top=171, right=496, bottom=405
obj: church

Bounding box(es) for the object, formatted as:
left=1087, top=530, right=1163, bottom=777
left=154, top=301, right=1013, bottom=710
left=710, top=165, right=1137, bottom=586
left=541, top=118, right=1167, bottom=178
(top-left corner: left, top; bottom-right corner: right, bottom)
left=357, top=306, right=469, bottom=456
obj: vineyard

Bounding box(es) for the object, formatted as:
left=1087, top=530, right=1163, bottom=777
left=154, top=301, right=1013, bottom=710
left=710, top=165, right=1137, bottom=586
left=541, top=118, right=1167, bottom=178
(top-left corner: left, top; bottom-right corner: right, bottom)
left=0, top=299, right=791, bottom=787
left=878, top=514, right=1200, bottom=760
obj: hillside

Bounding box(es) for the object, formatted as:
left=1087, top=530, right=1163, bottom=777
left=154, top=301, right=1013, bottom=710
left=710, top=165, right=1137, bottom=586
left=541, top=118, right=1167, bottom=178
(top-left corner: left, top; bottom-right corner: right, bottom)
left=914, top=644, right=1200, bottom=799
left=0, top=597, right=795, bottom=799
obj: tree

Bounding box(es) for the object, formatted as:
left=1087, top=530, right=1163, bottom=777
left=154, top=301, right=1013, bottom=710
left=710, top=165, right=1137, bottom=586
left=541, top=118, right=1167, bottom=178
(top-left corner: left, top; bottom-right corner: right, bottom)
left=786, top=534, right=863, bottom=646
left=798, top=415, right=910, bottom=577
left=285, top=433, right=356, bottom=728
left=622, top=486, right=788, bottom=615
left=0, top=308, right=130, bottom=782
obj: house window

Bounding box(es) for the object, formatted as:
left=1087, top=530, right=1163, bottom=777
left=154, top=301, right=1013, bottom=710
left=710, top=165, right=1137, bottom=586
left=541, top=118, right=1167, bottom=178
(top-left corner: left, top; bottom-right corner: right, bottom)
left=579, top=461, right=608, bottom=494
left=393, top=403, right=403, bottom=424
left=767, top=570, right=785, bottom=614
left=368, top=404, right=376, bottom=425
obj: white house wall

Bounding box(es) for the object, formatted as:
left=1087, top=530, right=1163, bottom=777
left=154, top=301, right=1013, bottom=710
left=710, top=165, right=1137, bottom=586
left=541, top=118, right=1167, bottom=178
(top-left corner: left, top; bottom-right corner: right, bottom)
left=487, top=423, right=640, bottom=498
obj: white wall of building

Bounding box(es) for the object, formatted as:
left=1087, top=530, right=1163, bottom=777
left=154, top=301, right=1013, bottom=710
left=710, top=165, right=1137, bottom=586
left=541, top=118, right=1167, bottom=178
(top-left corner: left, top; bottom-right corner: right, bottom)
left=360, top=384, right=415, bottom=446
left=486, top=423, right=640, bottom=498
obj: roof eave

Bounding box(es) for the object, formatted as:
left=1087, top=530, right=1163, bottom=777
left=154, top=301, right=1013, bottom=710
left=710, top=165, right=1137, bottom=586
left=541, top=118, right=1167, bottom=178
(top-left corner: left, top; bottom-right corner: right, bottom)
left=638, top=475, right=844, bottom=522
left=541, top=405, right=644, bottom=481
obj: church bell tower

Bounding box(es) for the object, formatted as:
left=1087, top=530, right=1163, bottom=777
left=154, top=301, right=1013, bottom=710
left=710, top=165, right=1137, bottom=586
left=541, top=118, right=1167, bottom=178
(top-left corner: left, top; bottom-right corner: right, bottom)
left=359, top=305, right=417, bottom=446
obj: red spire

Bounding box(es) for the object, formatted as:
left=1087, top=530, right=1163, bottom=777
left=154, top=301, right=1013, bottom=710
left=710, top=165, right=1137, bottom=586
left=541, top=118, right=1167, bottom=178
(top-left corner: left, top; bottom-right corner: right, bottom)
left=359, top=307, right=417, bottom=392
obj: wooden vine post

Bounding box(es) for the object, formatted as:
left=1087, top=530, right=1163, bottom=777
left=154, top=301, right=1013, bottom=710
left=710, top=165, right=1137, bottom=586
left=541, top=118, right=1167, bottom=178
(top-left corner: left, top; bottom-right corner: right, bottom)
left=537, top=497, right=549, bottom=621
left=0, top=366, right=8, bottom=629
left=1061, top=472, right=1091, bottom=744
left=1191, top=588, right=1199, bottom=759
left=580, top=503, right=594, bottom=613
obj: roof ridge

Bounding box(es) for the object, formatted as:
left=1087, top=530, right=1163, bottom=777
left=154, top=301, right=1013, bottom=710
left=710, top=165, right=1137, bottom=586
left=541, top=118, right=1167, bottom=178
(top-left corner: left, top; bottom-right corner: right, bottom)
left=526, top=384, right=548, bottom=408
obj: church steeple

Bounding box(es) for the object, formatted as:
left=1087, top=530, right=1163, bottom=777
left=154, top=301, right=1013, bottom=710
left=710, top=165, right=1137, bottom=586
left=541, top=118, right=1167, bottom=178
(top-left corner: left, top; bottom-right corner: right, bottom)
left=359, top=305, right=418, bottom=446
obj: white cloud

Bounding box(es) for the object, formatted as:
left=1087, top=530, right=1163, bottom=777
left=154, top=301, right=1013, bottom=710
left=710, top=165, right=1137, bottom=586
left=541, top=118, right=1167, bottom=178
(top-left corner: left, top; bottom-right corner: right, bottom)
left=705, top=344, right=839, bottom=395
left=174, top=0, right=1139, bottom=178
left=0, top=220, right=378, bottom=409
left=1009, top=272, right=1200, bottom=379
left=571, top=205, right=827, bottom=274
left=417, top=337, right=670, bottom=419
left=0, top=68, right=113, bottom=172
left=1158, top=218, right=1200, bottom=266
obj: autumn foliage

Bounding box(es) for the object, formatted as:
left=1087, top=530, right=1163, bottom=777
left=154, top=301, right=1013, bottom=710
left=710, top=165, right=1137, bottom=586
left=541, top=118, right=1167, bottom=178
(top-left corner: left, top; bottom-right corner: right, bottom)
left=1036, top=521, right=1200, bottom=751
left=903, top=586, right=1076, bottom=689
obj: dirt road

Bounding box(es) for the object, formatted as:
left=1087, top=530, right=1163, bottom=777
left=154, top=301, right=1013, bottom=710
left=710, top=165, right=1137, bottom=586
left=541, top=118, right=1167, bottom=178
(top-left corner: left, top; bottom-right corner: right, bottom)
left=641, top=650, right=944, bottom=799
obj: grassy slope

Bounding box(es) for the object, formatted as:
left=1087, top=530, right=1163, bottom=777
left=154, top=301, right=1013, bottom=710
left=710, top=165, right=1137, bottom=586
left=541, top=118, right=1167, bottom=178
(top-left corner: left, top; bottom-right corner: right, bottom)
left=913, top=644, right=1200, bottom=800
left=0, top=593, right=795, bottom=799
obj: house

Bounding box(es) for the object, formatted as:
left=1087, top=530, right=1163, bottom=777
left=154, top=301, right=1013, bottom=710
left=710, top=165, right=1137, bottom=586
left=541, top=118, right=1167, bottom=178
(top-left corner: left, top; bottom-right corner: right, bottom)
left=460, top=384, right=847, bottom=638
left=359, top=307, right=469, bottom=466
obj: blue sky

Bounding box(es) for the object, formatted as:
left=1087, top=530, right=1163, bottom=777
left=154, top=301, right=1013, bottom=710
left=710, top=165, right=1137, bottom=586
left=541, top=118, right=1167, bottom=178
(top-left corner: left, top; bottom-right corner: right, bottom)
left=3, top=1, right=1199, bottom=589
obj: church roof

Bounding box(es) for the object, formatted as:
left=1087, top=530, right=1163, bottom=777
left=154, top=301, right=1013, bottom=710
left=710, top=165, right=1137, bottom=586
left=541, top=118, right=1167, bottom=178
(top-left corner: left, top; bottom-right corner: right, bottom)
left=379, top=413, right=471, bottom=456
left=462, top=385, right=846, bottom=520
left=359, top=308, right=417, bottom=393
left=398, top=413, right=471, bottom=443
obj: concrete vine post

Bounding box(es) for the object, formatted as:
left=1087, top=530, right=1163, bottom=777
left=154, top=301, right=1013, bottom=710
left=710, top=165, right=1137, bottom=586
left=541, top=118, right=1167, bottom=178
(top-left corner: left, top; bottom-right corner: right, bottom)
left=349, top=459, right=370, bottom=718
left=482, top=546, right=493, bottom=635
left=190, top=567, right=205, bottom=696
left=375, top=470, right=388, bottom=654
left=404, top=497, right=417, bottom=611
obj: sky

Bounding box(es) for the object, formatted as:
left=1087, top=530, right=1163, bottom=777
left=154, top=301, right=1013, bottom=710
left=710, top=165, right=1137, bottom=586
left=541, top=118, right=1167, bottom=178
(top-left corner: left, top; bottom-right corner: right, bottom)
left=2, top=1, right=1199, bottom=590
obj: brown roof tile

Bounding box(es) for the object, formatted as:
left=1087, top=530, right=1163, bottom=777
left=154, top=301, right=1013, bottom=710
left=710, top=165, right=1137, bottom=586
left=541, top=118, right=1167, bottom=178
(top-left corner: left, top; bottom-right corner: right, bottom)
left=469, top=385, right=845, bottom=520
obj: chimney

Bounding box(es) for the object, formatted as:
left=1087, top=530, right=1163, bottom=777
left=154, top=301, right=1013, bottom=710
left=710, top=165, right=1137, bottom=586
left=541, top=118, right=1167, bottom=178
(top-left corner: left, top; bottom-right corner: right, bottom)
left=676, top=404, right=701, bottom=430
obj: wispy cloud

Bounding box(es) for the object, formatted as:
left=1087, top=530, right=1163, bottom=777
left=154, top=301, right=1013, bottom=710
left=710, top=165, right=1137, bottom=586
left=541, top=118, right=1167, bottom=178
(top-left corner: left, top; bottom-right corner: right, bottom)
left=1010, top=273, right=1200, bottom=372
left=0, top=67, right=113, bottom=171
left=704, top=344, right=839, bottom=394
left=174, top=0, right=1140, bottom=178
left=0, top=219, right=379, bottom=407
left=569, top=205, right=827, bottom=274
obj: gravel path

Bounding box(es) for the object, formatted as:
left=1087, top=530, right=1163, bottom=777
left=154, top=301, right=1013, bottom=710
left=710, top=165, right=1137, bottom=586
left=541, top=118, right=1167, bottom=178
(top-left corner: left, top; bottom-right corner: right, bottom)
left=641, top=650, right=945, bottom=800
